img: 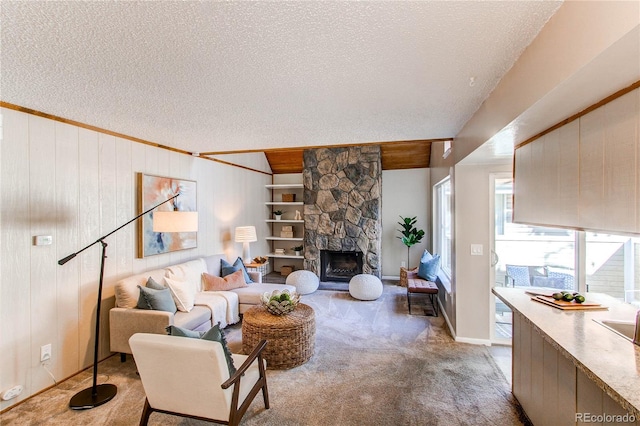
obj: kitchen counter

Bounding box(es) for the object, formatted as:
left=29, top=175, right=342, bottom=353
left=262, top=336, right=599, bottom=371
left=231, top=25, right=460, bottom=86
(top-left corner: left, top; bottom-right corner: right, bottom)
left=493, top=287, right=640, bottom=418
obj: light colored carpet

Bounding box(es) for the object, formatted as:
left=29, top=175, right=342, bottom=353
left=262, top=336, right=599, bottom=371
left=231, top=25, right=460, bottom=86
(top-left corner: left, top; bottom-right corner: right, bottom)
left=1, top=283, right=527, bottom=425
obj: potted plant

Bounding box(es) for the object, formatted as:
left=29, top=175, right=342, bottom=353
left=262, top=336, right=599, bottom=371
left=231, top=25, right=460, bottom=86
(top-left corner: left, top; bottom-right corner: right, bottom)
left=397, top=216, right=425, bottom=268
left=273, top=210, right=284, bottom=220
left=292, top=245, right=303, bottom=256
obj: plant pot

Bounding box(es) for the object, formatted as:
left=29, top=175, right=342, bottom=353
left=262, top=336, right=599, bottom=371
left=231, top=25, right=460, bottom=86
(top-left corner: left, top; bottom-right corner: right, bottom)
left=295, top=251, right=301, bottom=256
left=275, top=215, right=282, bottom=221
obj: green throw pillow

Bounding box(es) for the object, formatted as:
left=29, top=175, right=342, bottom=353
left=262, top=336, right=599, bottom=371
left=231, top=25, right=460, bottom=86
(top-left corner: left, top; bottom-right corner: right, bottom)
left=166, top=323, right=236, bottom=375
left=145, top=276, right=165, bottom=290
left=136, top=277, right=165, bottom=311
left=137, top=283, right=177, bottom=313
left=165, top=325, right=201, bottom=339
left=220, top=257, right=253, bottom=284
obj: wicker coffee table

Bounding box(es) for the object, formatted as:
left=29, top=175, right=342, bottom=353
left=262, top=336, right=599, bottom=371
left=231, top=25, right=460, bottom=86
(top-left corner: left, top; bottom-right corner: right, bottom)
left=242, top=303, right=316, bottom=369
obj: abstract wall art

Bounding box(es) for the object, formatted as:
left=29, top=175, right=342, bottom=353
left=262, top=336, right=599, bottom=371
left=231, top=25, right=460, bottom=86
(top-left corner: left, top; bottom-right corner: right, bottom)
left=137, top=173, right=197, bottom=257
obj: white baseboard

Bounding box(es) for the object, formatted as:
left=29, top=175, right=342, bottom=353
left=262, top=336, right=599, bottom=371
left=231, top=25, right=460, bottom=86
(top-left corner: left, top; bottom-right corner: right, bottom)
left=438, top=298, right=456, bottom=337
left=382, top=275, right=400, bottom=280
left=454, top=336, right=492, bottom=346
left=437, top=299, right=490, bottom=346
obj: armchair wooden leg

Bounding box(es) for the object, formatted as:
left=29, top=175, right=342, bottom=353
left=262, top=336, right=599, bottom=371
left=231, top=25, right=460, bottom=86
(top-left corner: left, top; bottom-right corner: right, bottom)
left=262, top=379, right=270, bottom=409
left=258, top=353, right=270, bottom=409
left=120, top=353, right=127, bottom=362
left=139, top=398, right=153, bottom=426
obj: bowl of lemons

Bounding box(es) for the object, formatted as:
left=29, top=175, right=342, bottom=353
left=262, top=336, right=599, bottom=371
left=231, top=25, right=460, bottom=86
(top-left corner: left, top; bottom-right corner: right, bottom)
left=260, top=289, right=301, bottom=315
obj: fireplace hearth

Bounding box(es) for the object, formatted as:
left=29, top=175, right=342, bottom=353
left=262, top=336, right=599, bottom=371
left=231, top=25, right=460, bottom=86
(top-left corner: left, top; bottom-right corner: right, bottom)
left=320, top=250, right=363, bottom=282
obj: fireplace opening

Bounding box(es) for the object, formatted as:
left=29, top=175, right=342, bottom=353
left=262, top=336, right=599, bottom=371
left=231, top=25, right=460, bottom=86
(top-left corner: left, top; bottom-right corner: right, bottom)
left=320, top=250, right=363, bottom=282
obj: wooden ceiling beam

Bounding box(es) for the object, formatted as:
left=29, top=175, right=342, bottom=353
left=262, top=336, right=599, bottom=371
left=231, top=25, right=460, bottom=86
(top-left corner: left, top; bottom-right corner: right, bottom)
left=201, top=138, right=451, bottom=174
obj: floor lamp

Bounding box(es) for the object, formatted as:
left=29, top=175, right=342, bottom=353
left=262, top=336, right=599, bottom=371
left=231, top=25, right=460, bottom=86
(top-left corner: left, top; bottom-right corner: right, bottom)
left=58, top=193, right=197, bottom=410
left=235, top=226, right=257, bottom=264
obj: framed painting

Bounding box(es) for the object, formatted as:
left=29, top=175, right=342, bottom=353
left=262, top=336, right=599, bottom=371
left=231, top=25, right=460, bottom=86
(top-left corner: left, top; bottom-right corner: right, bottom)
left=137, top=173, right=197, bottom=257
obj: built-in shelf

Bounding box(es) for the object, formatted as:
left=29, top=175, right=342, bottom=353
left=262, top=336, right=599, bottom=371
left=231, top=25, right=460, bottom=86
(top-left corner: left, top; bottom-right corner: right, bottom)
left=265, top=184, right=304, bottom=189
left=266, top=179, right=305, bottom=267
left=268, top=253, right=304, bottom=259
left=265, top=201, right=304, bottom=206
left=266, top=236, right=304, bottom=241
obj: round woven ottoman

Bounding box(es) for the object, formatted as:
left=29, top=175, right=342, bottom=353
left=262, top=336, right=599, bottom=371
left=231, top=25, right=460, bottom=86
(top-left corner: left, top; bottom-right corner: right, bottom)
left=242, top=304, right=316, bottom=369
left=285, top=270, right=319, bottom=294
left=349, top=274, right=383, bottom=300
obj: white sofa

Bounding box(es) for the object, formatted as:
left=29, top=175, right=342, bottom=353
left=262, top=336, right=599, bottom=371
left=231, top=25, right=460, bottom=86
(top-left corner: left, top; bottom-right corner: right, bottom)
left=110, top=254, right=295, bottom=359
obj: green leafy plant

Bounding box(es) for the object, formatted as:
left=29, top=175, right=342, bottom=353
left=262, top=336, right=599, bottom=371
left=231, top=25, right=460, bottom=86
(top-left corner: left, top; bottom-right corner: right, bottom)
left=397, top=216, right=425, bottom=267
left=273, top=210, right=284, bottom=216
left=292, top=245, right=303, bottom=252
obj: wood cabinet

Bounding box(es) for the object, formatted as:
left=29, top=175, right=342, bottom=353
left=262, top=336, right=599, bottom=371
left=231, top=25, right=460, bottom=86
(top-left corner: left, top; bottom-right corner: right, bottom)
left=513, top=88, right=639, bottom=233
left=513, top=312, right=577, bottom=425
left=512, top=311, right=637, bottom=425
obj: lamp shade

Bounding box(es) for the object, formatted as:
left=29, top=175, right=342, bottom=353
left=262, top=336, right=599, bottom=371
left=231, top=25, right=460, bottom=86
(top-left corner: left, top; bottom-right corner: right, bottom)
left=153, top=211, right=199, bottom=233
left=235, top=226, right=257, bottom=242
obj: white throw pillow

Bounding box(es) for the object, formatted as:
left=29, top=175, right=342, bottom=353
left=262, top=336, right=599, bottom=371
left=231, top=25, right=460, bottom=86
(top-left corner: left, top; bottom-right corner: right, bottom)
left=164, top=277, right=196, bottom=312
left=165, top=259, right=207, bottom=292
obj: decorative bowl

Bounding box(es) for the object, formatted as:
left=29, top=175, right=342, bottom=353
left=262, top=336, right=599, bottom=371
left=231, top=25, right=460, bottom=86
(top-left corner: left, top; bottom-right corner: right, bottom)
left=260, top=289, right=301, bottom=315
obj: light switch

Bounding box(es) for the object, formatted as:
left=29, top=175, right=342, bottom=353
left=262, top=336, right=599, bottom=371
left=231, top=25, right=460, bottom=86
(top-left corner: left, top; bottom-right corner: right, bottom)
left=34, top=235, right=53, bottom=246
left=470, top=244, right=483, bottom=256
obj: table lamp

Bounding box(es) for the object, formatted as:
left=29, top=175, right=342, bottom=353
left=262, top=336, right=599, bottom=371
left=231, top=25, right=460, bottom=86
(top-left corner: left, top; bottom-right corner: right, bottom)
left=235, top=226, right=257, bottom=264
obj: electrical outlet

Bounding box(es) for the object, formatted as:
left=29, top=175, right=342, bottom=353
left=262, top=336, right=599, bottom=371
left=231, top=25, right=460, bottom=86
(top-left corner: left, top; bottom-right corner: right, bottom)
left=40, top=344, right=52, bottom=362
left=401, top=261, right=406, bottom=268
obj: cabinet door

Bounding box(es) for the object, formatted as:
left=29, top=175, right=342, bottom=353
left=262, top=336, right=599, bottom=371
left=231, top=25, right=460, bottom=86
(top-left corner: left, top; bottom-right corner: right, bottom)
left=579, top=106, right=606, bottom=230
left=603, top=90, right=638, bottom=233
left=557, top=120, right=580, bottom=227
left=514, top=143, right=533, bottom=224
left=542, top=129, right=561, bottom=226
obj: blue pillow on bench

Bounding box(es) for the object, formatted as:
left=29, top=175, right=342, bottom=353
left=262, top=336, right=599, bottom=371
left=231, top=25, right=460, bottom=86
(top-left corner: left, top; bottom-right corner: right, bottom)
left=418, top=254, right=441, bottom=282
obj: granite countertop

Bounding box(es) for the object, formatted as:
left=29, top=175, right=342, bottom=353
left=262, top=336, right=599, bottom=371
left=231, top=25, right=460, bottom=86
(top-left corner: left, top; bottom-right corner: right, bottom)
left=493, top=287, right=640, bottom=417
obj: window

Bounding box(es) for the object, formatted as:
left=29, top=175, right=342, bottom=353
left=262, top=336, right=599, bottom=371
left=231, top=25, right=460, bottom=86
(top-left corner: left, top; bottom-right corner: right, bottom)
left=434, top=177, right=452, bottom=279
left=494, top=179, right=576, bottom=290
left=585, top=232, right=640, bottom=306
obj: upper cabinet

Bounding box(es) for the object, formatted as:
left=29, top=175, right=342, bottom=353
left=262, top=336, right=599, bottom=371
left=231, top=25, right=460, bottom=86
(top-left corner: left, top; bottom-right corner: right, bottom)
left=514, top=87, right=639, bottom=234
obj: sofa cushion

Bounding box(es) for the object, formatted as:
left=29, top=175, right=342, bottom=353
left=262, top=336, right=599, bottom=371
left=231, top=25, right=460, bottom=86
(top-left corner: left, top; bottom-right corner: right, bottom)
left=165, top=277, right=197, bottom=312
left=202, top=270, right=247, bottom=291
left=136, top=285, right=177, bottom=313
left=232, top=283, right=297, bottom=306
left=173, top=306, right=211, bottom=330
left=165, top=258, right=207, bottom=292
left=221, top=257, right=253, bottom=284
left=115, top=268, right=168, bottom=309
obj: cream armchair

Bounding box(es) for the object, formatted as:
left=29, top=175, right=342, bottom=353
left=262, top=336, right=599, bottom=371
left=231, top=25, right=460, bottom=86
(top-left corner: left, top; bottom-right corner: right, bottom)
left=129, top=333, right=269, bottom=426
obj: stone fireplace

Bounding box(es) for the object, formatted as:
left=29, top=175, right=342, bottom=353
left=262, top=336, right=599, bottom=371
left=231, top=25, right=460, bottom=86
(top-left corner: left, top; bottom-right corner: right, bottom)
left=303, top=146, right=382, bottom=279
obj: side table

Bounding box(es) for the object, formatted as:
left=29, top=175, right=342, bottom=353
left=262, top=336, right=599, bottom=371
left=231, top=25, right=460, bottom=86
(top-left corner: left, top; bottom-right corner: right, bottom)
left=244, top=261, right=270, bottom=279
left=242, top=303, right=315, bottom=369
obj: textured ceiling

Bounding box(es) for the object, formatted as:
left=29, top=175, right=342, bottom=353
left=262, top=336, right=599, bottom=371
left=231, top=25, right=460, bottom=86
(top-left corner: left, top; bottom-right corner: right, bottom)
left=1, top=1, right=562, bottom=155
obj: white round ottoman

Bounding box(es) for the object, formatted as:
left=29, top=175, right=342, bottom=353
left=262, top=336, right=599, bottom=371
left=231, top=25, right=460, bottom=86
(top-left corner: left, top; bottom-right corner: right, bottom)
left=285, top=270, right=320, bottom=295
left=349, top=274, right=383, bottom=300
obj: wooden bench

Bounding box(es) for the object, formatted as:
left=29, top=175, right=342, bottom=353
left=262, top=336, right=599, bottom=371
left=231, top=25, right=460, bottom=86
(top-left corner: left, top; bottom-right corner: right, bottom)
left=401, top=267, right=439, bottom=316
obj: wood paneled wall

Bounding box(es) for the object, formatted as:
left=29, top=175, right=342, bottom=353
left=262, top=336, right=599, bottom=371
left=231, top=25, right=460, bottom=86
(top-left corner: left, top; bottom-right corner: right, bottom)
left=0, top=108, right=271, bottom=410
